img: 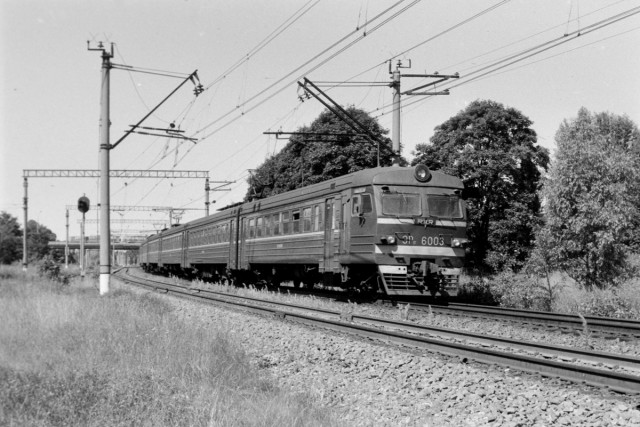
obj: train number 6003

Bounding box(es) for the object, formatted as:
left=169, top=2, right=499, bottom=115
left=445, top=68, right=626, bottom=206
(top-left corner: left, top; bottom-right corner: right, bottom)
left=422, top=236, right=445, bottom=246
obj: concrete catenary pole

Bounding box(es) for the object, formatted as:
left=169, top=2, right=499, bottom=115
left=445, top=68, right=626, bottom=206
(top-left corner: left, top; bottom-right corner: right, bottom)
left=92, top=42, right=113, bottom=295
left=205, top=177, right=210, bottom=216
left=391, top=63, right=401, bottom=165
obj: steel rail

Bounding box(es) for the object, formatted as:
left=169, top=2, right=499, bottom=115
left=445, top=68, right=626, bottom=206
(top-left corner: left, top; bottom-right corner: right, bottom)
left=409, top=302, right=640, bottom=337
left=115, top=270, right=640, bottom=394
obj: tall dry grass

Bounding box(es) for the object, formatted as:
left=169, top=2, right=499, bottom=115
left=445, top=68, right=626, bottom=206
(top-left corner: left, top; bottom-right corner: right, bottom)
left=0, top=264, right=338, bottom=426
left=553, top=274, right=640, bottom=319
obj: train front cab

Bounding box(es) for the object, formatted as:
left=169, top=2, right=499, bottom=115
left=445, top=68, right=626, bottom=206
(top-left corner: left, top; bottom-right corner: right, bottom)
left=349, top=166, right=467, bottom=297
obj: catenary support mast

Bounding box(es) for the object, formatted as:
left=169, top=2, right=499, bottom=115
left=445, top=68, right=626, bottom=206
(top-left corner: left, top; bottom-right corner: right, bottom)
left=88, top=41, right=113, bottom=295
left=389, top=60, right=459, bottom=165
left=99, top=44, right=112, bottom=295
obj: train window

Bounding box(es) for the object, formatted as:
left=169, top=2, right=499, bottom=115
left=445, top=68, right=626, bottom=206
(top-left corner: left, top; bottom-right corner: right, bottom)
left=282, top=211, right=290, bottom=234
left=249, top=218, right=256, bottom=238
left=302, top=207, right=312, bottom=232
left=313, top=205, right=322, bottom=231
left=362, top=194, right=372, bottom=214
left=381, top=193, right=421, bottom=217
left=257, top=217, right=263, bottom=237
left=426, top=195, right=463, bottom=218
left=292, top=210, right=300, bottom=233
left=265, top=215, right=273, bottom=237
left=273, top=213, right=281, bottom=236
left=352, top=194, right=373, bottom=216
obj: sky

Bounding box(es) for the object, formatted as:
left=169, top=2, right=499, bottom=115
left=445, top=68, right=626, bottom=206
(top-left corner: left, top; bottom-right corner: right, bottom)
left=1, top=0, right=639, bottom=241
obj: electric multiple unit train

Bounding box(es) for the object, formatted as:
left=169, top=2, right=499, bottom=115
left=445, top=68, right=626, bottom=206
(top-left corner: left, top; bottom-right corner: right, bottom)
left=139, top=164, right=468, bottom=297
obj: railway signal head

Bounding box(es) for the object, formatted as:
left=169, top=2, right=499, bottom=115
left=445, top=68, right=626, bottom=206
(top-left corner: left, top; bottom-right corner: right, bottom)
left=78, top=196, right=90, bottom=213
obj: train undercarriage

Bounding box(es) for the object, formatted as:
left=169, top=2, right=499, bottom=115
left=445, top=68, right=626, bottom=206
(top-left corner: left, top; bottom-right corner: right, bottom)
left=141, top=260, right=457, bottom=301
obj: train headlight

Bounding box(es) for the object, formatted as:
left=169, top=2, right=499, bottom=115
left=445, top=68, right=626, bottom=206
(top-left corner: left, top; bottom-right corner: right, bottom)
left=414, top=164, right=431, bottom=182
left=380, top=235, right=397, bottom=245
left=451, top=238, right=468, bottom=248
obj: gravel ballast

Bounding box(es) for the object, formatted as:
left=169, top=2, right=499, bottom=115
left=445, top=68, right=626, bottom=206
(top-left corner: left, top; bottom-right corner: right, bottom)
left=118, top=281, right=640, bottom=426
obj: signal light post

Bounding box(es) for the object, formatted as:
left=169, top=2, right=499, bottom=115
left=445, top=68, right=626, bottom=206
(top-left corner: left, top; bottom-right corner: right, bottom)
left=78, top=196, right=90, bottom=278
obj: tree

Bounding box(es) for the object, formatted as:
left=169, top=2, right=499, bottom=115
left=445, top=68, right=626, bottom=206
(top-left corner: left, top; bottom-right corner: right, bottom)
left=246, top=106, right=402, bottom=200
left=0, top=212, right=23, bottom=264
left=26, top=220, right=56, bottom=261
left=412, top=100, right=549, bottom=272
left=538, top=108, right=640, bottom=289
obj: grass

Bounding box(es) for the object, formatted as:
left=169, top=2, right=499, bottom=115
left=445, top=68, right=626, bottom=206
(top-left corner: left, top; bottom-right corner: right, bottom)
left=553, top=274, right=640, bottom=319
left=0, top=264, right=338, bottom=426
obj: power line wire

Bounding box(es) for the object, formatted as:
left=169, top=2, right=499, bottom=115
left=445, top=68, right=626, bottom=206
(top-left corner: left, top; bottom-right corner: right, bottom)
left=192, top=0, right=416, bottom=139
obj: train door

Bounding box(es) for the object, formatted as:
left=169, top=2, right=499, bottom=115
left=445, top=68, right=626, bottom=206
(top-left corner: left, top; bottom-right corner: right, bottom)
left=340, top=193, right=350, bottom=255
left=234, top=218, right=248, bottom=270
left=322, top=198, right=335, bottom=272
left=228, top=220, right=237, bottom=270
left=181, top=230, right=189, bottom=268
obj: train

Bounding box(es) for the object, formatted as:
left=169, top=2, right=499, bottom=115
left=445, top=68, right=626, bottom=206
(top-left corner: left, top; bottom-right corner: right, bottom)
left=139, top=164, right=468, bottom=298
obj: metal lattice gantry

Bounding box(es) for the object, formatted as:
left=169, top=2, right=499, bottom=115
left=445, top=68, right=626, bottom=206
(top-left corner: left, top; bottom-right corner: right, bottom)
left=78, top=219, right=168, bottom=225
left=65, top=205, right=174, bottom=212
left=24, top=169, right=209, bottom=178
left=21, top=169, right=210, bottom=274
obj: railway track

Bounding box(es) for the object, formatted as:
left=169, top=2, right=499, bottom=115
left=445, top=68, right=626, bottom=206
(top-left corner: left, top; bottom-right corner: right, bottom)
left=115, top=268, right=640, bottom=395
left=396, top=301, right=640, bottom=339
left=262, top=284, right=640, bottom=338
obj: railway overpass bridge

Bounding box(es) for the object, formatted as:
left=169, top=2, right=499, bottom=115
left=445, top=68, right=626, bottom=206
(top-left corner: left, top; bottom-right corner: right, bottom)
left=48, top=241, right=140, bottom=267
left=48, top=241, right=140, bottom=250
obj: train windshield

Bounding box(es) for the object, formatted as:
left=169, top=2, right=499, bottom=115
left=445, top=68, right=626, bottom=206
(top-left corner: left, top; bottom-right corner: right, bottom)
left=426, top=195, right=463, bottom=218
left=381, top=193, right=421, bottom=216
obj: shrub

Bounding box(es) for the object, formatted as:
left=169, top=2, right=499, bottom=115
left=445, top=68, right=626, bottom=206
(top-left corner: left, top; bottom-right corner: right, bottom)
left=37, top=255, right=71, bottom=286
left=456, top=276, right=499, bottom=306
left=490, top=270, right=553, bottom=311
left=573, top=290, right=637, bottom=318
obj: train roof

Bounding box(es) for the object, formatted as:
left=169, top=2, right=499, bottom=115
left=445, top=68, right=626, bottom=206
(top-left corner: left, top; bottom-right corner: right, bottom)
left=241, top=165, right=463, bottom=212
left=148, top=165, right=463, bottom=235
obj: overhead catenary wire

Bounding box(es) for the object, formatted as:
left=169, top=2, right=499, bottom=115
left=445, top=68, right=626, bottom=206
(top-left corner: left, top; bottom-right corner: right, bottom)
left=127, top=2, right=637, bottom=214
left=171, top=0, right=512, bottom=201
left=371, top=5, right=640, bottom=117
left=459, top=25, right=640, bottom=87
left=440, top=0, right=629, bottom=74
left=204, top=0, right=321, bottom=91
left=192, top=0, right=418, bottom=140
left=124, top=0, right=324, bottom=207
left=326, top=0, right=513, bottom=90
